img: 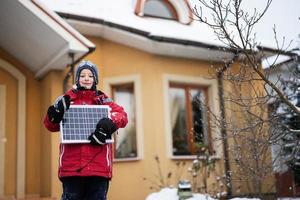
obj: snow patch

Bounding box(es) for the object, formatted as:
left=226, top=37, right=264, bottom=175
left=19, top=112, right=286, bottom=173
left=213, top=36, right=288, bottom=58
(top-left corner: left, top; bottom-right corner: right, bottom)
left=145, top=188, right=264, bottom=200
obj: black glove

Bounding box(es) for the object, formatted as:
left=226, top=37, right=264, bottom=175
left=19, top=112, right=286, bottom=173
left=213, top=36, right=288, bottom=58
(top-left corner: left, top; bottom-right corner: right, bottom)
left=89, top=118, right=117, bottom=145
left=47, top=95, right=70, bottom=123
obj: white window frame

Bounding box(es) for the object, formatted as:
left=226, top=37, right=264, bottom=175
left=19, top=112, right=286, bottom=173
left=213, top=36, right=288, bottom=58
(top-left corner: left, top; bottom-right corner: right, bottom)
left=163, top=74, right=222, bottom=159
left=136, top=0, right=192, bottom=24
left=103, top=75, right=144, bottom=161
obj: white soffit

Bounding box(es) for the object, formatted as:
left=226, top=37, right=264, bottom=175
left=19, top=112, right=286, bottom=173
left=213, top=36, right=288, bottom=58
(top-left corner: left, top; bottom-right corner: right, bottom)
left=0, top=0, right=95, bottom=78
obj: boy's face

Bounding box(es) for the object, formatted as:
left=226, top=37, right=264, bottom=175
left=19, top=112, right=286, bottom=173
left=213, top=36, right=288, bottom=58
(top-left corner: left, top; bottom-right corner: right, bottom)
left=79, top=69, right=94, bottom=89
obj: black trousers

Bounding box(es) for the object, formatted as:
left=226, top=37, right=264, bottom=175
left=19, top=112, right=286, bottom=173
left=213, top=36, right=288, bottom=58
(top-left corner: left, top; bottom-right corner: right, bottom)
left=60, top=176, right=109, bottom=200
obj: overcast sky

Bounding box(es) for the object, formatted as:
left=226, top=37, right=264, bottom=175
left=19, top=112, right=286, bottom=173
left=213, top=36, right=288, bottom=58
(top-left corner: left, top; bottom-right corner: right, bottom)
left=245, top=0, right=299, bottom=49
left=191, top=0, right=300, bottom=49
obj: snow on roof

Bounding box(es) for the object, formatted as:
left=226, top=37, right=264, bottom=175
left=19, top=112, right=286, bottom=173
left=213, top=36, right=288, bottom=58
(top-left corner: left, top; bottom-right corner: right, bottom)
left=261, top=41, right=299, bottom=69
left=39, top=0, right=299, bottom=51
left=262, top=54, right=293, bottom=69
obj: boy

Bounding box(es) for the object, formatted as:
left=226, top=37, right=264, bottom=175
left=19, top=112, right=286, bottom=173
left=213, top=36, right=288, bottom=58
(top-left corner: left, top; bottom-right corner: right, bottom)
left=44, top=60, right=128, bottom=200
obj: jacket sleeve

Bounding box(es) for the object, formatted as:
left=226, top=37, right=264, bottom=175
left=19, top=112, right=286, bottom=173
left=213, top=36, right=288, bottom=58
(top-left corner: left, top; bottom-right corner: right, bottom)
left=44, top=111, right=60, bottom=132
left=96, top=93, right=128, bottom=129
left=107, top=101, right=128, bottom=129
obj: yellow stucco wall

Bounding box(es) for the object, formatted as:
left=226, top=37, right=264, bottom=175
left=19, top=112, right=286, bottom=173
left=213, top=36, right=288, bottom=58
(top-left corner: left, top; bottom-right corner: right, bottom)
left=81, top=37, right=224, bottom=200
left=0, top=48, right=42, bottom=197
left=82, top=37, right=275, bottom=199
left=0, top=36, right=275, bottom=199
left=40, top=70, right=65, bottom=198
left=0, top=49, right=69, bottom=199
left=222, top=64, right=276, bottom=195
left=0, top=66, right=17, bottom=196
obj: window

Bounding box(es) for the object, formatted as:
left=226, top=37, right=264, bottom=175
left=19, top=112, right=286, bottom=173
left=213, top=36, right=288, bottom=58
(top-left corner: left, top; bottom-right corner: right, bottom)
left=163, top=74, right=220, bottom=159
left=169, top=83, right=209, bottom=156
left=104, top=75, right=143, bottom=161
left=135, top=0, right=193, bottom=24
left=112, top=83, right=137, bottom=159
left=144, top=0, right=178, bottom=20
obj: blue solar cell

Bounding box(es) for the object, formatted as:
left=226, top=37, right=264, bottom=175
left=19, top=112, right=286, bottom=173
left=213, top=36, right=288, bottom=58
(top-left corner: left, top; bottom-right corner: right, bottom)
left=60, top=105, right=111, bottom=144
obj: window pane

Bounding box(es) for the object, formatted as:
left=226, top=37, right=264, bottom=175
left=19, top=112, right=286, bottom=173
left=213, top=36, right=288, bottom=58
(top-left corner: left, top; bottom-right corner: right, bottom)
left=144, top=0, right=175, bottom=19
left=113, top=84, right=137, bottom=159
left=169, top=87, right=190, bottom=155
left=190, top=89, right=208, bottom=146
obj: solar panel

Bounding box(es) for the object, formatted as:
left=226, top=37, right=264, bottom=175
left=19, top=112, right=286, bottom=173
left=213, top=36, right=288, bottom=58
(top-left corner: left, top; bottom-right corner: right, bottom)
left=60, top=105, right=113, bottom=144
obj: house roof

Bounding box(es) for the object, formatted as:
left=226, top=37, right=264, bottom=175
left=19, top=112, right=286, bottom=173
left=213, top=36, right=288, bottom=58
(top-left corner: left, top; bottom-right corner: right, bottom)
left=38, top=0, right=240, bottom=62
left=261, top=46, right=300, bottom=69
left=57, top=12, right=237, bottom=62
left=39, top=0, right=299, bottom=62
left=0, top=0, right=95, bottom=78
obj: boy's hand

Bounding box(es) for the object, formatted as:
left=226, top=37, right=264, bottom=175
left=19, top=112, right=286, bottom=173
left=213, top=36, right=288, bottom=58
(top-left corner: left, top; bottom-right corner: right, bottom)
left=89, top=118, right=117, bottom=145
left=47, top=95, right=70, bottom=123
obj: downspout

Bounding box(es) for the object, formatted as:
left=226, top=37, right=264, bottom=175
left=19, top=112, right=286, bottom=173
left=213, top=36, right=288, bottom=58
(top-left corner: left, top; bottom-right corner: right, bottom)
left=217, top=71, right=232, bottom=198
left=63, top=53, right=75, bottom=92
left=217, top=53, right=239, bottom=198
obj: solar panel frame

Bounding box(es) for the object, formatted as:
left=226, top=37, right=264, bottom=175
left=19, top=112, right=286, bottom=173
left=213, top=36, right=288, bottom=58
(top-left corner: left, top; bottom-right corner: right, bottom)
left=60, top=105, right=112, bottom=144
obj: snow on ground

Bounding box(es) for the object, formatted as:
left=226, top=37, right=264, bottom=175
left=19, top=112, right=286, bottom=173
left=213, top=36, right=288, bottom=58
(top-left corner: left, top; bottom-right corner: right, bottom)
left=145, top=188, right=215, bottom=200
left=230, top=199, right=260, bottom=200
left=145, top=188, right=261, bottom=200
left=146, top=188, right=300, bottom=200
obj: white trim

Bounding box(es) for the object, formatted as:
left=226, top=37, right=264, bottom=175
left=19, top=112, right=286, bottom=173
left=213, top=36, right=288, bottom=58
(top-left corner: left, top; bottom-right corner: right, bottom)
left=0, top=59, right=26, bottom=198
left=59, top=145, right=64, bottom=168
left=0, top=85, right=6, bottom=197
left=103, top=74, right=144, bottom=161
left=106, top=145, right=110, bottom=167
left=168, top=0, right=191, bottom=24
left=163, top=74, right=221, bottom=159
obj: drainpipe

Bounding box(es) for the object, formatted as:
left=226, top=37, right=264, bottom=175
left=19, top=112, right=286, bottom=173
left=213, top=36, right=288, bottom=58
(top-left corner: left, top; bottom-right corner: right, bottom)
left=63, top=53, right=75, bottom=93
left=217, top=53, right=239, bottom=198
left=217, top=71, right=232, bottom=198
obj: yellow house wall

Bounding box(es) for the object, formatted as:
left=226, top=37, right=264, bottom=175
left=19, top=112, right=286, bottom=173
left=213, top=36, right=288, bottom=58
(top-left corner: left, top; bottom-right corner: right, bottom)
left=0, top=38, right=276, bottom=199
left=0, top=66, right=17, bottom=196
left=81, top=37, right=224, bottom=200
left=0, top=48, right=67, bottom=198
left=0, top=48, right=42, bottom=197
left=40, top=70, right=65, bottom=198
left=222, top=62, right=276, bottom=195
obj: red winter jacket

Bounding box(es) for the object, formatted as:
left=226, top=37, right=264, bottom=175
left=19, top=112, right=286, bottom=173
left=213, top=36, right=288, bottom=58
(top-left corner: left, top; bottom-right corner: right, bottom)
left=44, top=89, right=128, bottom=179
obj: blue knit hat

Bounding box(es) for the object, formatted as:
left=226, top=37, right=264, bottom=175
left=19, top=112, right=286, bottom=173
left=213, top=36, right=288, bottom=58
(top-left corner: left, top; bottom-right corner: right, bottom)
left=74, top=60, right=99, bottom=85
